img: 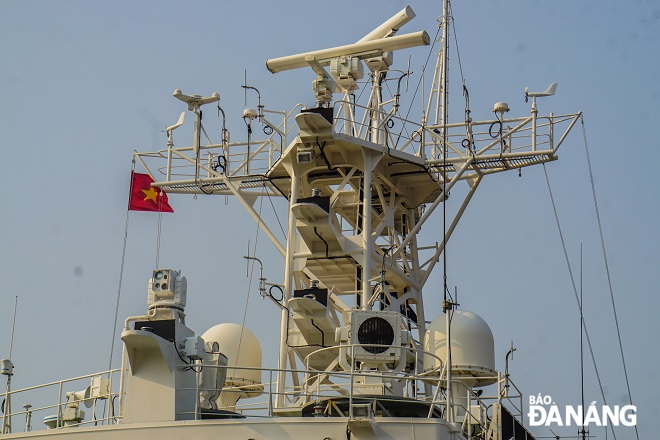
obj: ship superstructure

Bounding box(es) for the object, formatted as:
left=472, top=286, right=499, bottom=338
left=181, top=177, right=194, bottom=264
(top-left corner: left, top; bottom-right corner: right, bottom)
left=0, top=3, right=581, bottom=440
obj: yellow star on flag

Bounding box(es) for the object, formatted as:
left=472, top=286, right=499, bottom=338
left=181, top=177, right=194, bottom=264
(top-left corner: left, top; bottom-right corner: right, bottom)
left=141, top=187, right=159, bottom=204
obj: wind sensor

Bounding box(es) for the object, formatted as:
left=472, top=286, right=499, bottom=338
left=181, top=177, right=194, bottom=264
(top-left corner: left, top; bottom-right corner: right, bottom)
left=172, top=89, right=220, bottom=170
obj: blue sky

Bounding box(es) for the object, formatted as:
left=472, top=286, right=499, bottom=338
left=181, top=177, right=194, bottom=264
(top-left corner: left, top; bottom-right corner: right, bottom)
left=1, top=1, right=658, bottom=438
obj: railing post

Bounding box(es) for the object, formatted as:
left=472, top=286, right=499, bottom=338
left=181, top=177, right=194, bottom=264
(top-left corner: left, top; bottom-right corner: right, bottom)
left=57, top=381, right=63, bottom=429
left=268, top=369, right=273, bottom=418
left=549, top=112, right=554, bottom=151
left=194, top=364, right=200, bottom=420
left=105, top=371, right=113, bottom=424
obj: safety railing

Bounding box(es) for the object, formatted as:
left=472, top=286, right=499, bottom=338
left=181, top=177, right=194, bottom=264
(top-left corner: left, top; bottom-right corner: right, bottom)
left=0, top=369, right=122, bottom=433
left=134, top=105, right=303, bottom=190
left=179, top=362, right=449, bottom=420
left=133, top=97, right=579, bottom=196
left=0, top=363, right=528, bottom=439
left=332, top=99, right=580, bottom=166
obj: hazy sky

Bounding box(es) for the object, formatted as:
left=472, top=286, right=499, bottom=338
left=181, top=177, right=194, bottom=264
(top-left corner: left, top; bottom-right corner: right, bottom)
left=1, top=1, right=658, bottom=438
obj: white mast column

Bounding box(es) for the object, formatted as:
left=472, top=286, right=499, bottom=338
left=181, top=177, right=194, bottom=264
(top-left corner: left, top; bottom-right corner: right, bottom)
left=440, top=0, right=453, bottom=424
left=361, top=160, right=373, bottom=310
left=276, top=174, right=299, bottom=406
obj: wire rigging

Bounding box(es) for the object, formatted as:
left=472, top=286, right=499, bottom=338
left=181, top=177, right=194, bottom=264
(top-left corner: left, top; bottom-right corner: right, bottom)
left=581, top=117, right=638, bottom=440
left=235, top=185, right=267, bottom=369
left=448, top=1, right=465, bottom=87
left=396, top=25, right=442, bottom=144
left=266, top=190, right=286, bottom=239
left=104, top=160, right=135, bottom=420
left=107, top=160, right=136, bottom=372
left=579, top=244, right=587, bottom=440
left=542, top=163, right=616, bottom=440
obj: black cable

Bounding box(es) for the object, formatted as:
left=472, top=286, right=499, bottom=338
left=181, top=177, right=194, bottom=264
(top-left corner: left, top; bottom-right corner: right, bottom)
left=212, top=155, right=226, bottom=173
left=173, top=342, right=195, bottom=371
left=316, top=137, right=337, bottom=172
left=264, top=125, right=283, bottom=154
left=309, top=319, right=326, bottom=347
left=243, top=116, right=252, bottom=175
left=111, top=395, right=118, bottom=422
left=268, top=284, right=284, bottom=302
left=313, top=227, right=329, bottom=258
left=488, top=120, right=502, bottom=138
left=196, top=184, right=213, bottom=195
left=276, top=289, right=324, bottom=350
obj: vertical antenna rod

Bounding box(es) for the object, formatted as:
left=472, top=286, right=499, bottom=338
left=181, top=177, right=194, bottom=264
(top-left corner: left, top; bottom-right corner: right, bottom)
left=579, top=244, right=587, bottom=440
left=1, top=296, right=18, bottom=434
left=9, top=297, right=18, bottom=358
left=440, top=0, right=453, bottom=424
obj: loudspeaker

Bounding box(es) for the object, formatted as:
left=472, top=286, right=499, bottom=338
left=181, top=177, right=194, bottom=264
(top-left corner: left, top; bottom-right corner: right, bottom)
left=65, top=386, right=93, bottom=408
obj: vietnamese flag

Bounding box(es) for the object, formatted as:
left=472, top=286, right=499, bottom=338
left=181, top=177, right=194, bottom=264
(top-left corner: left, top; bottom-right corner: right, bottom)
left=128, top=172, right=174, bottom=213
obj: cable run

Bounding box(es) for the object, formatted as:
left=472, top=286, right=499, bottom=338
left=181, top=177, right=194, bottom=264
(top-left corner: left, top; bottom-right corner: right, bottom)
left=581, top=117, right=638, bottom=440
left=542, top=163, right=616, bottom=440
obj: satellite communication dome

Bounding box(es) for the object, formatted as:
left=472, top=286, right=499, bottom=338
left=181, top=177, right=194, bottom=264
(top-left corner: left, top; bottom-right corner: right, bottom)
left=423, top=310, right=496, bottom=386
left=202, top=323, right=263, bottom=396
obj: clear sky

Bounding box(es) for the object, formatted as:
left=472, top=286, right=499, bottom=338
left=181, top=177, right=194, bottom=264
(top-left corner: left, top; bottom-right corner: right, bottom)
left=1, top=1, right=658, bottom=438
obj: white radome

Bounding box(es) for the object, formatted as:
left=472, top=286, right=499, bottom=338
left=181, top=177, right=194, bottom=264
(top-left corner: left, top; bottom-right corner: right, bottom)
left=201, top=323, right=263, bottom=392
left=424, top=310, right=496, bottom=385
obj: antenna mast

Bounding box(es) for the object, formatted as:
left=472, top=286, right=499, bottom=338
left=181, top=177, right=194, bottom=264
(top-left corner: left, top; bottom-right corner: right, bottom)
left=435, top=0, right=454, bottom=424
left=426, top=0, right=451, bottom=135
left=440, top=0, right=449, bottom=130
left=1, top=296, right=18, bottom=434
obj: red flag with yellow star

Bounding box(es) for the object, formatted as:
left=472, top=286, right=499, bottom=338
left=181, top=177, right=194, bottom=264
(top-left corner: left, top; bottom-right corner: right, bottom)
left=128, top=172, right=174, bottom=213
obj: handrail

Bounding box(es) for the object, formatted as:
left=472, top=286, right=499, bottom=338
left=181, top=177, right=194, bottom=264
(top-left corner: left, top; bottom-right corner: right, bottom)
left=0, top=369, right=123, bottom=432
left=331, top=98, right=580, bottom=162
left=1, top=361, right=530, bottom=439
left=135, top=104, right=302, bottom=182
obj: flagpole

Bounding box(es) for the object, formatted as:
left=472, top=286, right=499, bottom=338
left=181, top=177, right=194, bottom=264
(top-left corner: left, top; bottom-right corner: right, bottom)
left=105, top=158, right=136, bottom=421
left=127, top=157, right=137, bottom=211
left=156, top=202, right=163, bottom=269
left=111, top=158, right=135, bottom=368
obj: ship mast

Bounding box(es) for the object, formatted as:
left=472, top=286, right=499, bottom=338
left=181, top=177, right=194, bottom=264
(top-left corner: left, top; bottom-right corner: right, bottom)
left=134, top=1, right=581, bottom=420
left=432, top=0, right=455, bottom=423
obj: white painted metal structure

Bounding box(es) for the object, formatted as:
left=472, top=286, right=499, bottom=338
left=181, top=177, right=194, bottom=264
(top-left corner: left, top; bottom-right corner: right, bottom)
left=0, top=4, right=581, bottom=440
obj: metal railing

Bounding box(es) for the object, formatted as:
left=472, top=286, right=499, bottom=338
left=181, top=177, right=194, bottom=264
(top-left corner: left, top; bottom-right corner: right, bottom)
left=133, top=96, right=579, bottom=199
left=0, top=358, right=528, bottom=439
left=332, top=99, right=580, bottom=165
left=134, top=106, right=302, bottom=188
left=0, top=369, right=122, bottom=433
